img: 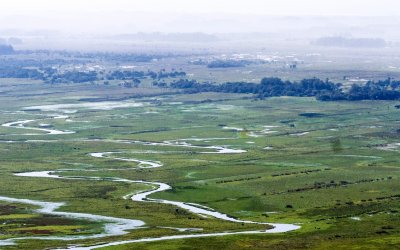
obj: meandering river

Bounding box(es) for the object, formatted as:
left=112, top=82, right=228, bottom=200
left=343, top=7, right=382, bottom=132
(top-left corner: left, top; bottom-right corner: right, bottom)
left=0, top=114, right=300, bottom=249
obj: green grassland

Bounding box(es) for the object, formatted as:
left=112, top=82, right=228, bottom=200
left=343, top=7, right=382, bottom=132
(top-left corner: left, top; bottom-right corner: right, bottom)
left=0, top=78, right=399, bottom=249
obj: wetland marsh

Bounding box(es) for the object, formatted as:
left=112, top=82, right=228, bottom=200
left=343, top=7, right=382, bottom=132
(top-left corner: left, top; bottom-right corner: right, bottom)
left=0, top=78, right=399, bottom=249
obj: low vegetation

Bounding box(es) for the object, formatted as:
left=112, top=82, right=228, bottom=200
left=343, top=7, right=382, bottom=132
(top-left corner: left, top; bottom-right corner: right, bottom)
left=0, top=50, right=398, bottom=249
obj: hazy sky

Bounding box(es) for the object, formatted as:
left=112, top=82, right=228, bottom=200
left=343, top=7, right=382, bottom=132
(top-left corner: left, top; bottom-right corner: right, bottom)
left=1, top=0, right=400, bottom=39
left=3, top=0, right=400, bottom=16
left=2, top=0, right=400, bottom=50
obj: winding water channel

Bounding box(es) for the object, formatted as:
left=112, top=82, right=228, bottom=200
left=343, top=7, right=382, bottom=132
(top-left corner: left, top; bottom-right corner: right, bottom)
left=0, top=114, right=300, bottom=249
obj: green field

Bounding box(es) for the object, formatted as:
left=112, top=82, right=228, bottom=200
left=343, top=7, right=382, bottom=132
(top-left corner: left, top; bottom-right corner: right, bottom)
left=0, top=78, right=399, bottom=250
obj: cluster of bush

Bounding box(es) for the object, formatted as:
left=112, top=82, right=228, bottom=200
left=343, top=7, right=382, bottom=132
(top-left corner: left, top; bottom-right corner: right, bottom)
left=207, top=59, right=253, bottom=68
left=107, top=70, right=185, bottom=81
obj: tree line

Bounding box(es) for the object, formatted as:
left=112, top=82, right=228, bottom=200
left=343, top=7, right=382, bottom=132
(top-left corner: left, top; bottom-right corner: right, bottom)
left=1, top=60, right=399, bottom=101
left=167, top=77, right=400, bottom=101
left=0, top=66, right=186, bottom=84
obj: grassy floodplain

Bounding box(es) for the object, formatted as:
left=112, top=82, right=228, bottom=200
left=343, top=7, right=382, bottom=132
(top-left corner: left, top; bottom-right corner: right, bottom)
left=0, top=78, right=399, bottom=250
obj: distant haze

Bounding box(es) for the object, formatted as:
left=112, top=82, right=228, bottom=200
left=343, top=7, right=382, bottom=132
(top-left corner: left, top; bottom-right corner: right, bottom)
left=1, top=0, right=400, bottom=51
left=3, top=0, right=400, bottom=16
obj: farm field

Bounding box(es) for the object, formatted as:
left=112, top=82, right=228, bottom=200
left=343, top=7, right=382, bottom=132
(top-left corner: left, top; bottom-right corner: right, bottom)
left=0, top=80, right=399, bottom=249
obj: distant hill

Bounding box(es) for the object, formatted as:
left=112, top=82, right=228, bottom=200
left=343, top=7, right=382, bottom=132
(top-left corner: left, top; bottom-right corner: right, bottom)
left=0, top=44, right=14, bottom=54
left=313, top=36, right=386, bottom=48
